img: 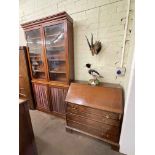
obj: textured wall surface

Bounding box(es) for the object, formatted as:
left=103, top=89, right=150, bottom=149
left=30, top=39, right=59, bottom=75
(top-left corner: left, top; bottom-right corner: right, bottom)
left=19, top=0, right=135, bottom=96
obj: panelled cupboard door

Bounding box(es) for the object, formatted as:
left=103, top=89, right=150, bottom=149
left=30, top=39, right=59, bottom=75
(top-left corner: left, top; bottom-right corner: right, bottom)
left=44, top=23, right=67, bottom=82
left=49, top=87, right=68, bottom=114
left=33, top=83, right=50, bottom=112
left=25, top=28, right=47, bottom=80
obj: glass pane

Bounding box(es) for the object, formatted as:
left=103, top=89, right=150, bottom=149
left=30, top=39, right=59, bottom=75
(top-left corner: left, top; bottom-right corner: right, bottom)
left=26, top=29, right=40, bottom=39
left=26, top=29, right=46, bottom=79
left=45, top=24, right=64, bottom=36
left=49, top=73, right=66, bottom=82
left=44, top=23, right=66, bottom=82
left=27, top=38, right=42, bottom=51
left=49, top=61, right=66, bottom=72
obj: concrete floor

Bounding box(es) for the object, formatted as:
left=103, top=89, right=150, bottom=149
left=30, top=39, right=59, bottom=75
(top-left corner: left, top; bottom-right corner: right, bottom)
left=30, top=110, right=124, bottom=155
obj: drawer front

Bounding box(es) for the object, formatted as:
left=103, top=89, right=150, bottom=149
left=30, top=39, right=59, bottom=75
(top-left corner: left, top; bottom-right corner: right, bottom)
left=67, top=103, right=121, bottom=127
left=67, top=120, right=119, bottom=143
left=67, top=102, right=121, bottom=120
left=66, top=113, right=120, bottom=136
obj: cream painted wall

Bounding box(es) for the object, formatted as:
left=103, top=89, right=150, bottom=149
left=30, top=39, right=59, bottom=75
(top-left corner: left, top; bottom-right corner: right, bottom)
left=19, top=26, right=26, bottom=45
left=19, top=0, right=134, bottom=96
left=120, top=58, right=135, bottom=155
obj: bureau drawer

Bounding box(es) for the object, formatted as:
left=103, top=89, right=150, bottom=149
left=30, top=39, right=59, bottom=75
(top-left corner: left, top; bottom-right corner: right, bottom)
left=66, top=103, right=121, bottom=127
left=67, top=120, right=119, bottom=143
left=66, top=113, right=120, bottom=136
left=67, top=102, right=121, bottom=121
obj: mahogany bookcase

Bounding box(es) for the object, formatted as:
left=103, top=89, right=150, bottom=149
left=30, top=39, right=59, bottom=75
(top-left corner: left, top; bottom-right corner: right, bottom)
left=21, top=12, right=74, bottom=118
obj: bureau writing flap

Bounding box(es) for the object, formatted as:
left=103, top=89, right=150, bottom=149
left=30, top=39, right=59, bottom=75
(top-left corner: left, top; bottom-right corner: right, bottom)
left=65, top=83, right=123, bottom=114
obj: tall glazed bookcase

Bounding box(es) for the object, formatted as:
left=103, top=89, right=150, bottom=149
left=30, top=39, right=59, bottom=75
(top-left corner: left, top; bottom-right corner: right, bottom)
left=21, top=12, right=74, bottom=117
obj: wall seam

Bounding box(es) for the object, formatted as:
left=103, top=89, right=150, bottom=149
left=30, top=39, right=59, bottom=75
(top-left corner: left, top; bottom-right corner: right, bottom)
left=70, top=0, right=124, bottom=15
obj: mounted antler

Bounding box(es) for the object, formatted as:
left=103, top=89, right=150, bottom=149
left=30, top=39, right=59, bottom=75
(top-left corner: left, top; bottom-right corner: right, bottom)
left=85, top=33, right=102, bottom=56
left=85, top=35, right=93, bottom=55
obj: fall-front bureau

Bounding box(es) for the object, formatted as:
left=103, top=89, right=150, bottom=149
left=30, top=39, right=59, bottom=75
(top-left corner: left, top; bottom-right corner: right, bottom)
left=65, top=82, right=123, bottom=150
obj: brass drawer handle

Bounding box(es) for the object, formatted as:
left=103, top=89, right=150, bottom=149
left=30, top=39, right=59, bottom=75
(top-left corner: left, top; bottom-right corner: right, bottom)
left=105, top=115, right=110, bottom=119
left=72, top=107, right=77, bottom=110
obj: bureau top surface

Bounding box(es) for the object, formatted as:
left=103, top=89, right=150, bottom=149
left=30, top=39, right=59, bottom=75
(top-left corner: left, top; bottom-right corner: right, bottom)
left=65, top=83, right=123, bottom=114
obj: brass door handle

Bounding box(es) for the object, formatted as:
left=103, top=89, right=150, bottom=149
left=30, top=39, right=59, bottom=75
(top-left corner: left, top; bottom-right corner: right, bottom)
left=19, top=93, right=26, bottom=97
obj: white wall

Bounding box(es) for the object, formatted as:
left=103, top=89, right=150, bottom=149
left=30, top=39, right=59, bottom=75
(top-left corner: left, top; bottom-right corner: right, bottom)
left=19, top=26, right=26, bottom=46
left=119, top=55, right=135, bottom=155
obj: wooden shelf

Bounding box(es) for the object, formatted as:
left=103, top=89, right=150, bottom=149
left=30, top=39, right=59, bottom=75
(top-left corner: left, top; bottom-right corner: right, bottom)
left=30, top=55, right=41, bottom=58
left=29, top=47, right=42, bottom=50
left=27, top=36, right=41, bottom=40
left=46, top=32, right=64, bottom=38
left=32, top=64, right=39, bottom=66
left=50, top=77, right=67, bottom=82
left=33, top=70, right=44, bottom=73
left=49, top=70, right=66, bottom=74
left=31, top=59, right=42, bottom=62
left=47, top=51, right=64, bottom=55
left=48, top=59, right=66, bottom=61
left=46, top=44, right=64, bottom=49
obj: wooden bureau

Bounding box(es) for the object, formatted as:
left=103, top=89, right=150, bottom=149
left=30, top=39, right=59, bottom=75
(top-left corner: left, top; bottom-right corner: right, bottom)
left=65, top=82, right=123, bottom=150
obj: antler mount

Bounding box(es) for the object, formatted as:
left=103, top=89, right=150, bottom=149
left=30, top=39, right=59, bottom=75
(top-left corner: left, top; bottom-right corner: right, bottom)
left=85, top=33, right=102, bottom=56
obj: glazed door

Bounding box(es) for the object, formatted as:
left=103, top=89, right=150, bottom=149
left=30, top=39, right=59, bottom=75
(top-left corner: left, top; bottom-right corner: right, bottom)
left=43, top=22, right=67, bottom=82
left=25, top=28, right=47, bottom=80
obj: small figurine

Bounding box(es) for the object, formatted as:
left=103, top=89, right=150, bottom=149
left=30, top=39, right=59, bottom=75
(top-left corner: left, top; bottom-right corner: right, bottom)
left=86, top=63, right=103, bottom=86
left=85, top=33, right=102, bottom=56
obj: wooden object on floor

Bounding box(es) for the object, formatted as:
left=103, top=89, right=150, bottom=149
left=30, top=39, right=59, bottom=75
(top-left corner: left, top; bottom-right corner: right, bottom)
left=19, top=99, right=38, bottom=155
left=21, top=12, right=74, bottom=117
left=19, top=46, right=35, bottom=109
left=65, top=82, right=123, bottom=150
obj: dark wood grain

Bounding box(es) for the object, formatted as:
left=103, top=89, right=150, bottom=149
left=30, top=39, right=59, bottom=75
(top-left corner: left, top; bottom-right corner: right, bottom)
left=66, top=113, right=120, bottom=136
left=66, top=120, right=119, bottom=143
left=33, top=83, right=50, bottom=112
left=67, top=102, right=122, bottom=120
left=19, top=99, right=38, bottom=155
left=49, top=87, right=68, bottom=114
left=66, top=105, right=121, bottom=127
